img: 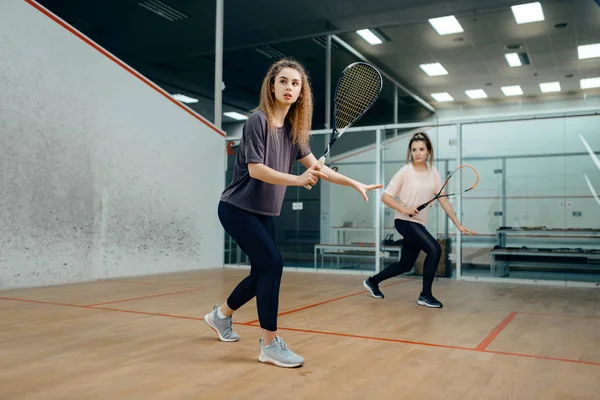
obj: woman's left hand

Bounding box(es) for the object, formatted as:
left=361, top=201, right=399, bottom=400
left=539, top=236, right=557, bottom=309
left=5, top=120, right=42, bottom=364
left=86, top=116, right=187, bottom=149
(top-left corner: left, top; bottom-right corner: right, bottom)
left=354, top=182, right=384, bottom=201
left=457, top=225, right=477, bottom=235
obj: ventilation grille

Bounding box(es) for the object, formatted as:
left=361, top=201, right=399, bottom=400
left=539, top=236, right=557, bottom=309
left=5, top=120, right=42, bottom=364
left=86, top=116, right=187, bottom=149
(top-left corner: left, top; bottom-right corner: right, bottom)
left=138, top=0, right=188, bottom=22
left=255, top=45, right=285, bottom=59
left=312, top=36, right=340, bottom=50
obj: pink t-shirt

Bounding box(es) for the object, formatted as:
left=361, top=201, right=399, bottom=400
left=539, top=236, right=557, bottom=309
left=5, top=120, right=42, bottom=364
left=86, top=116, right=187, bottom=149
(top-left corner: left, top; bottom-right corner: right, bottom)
left=384, top=163, right=442, bottom=226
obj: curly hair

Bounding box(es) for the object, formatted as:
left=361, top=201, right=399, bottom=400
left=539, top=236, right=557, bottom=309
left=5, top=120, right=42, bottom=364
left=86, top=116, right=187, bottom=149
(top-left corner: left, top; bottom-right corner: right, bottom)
left=255, top=58, right=313, bottom=152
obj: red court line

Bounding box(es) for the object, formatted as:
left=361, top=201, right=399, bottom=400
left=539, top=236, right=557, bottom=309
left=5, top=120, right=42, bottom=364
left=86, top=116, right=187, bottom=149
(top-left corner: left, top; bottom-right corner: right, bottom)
left=105, top=279, right=203, bottom=289
left=475, top=312, right=518, bottom=351
left=92, top=306, right=205, bottom=321
left=247, top=323, right=474, bottom=351
left=329, top=133, right=430, bottom=163
left=517, top=311, right=600, bottom=320
left=0, top=296, right=90, bottom=309
left=482, top=349, right=600, bottom=367
left=0, top=295, right=206, bottom=322
left=2, top=296, right=598, bottom=367
left=249, top=322, right=600, bottom=367
left=241, top=279, right=412, bottom=324
left=24, top=0, right=225, bottom=137
left=85, top=288, right=200, bottom=307
left=0, top=295, right=257, bottom=324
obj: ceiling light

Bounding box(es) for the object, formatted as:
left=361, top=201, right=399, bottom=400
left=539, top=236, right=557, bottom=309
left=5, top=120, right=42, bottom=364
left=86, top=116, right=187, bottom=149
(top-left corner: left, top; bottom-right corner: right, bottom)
left=578, top=43, right=600, bottom=60
left=465, top=89, right=488, bottom=99
left=420, top=63, right=448, bottom=76
left=431, top=92, right=454, bottom=102
left=356, top=29, right=383, bottom=45
left=428, top=15, right=464, bottom=35
left=505, top=53, right=522, bottom=67
left=580, top=77, right=600, bottom=89
left=511, top=2, right=544, bottom=24
left=501, top=85, right=524, bottom=96
left=539, top=82, right=561, bottom=93
left=224, top=111, right=248, bottom=120
left=172, top=94, right=198, bottom=103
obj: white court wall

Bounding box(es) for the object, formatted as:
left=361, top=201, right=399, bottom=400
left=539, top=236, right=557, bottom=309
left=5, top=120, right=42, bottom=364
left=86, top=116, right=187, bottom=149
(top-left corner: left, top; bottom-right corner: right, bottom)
left=0, top=1, right=225, bottom=289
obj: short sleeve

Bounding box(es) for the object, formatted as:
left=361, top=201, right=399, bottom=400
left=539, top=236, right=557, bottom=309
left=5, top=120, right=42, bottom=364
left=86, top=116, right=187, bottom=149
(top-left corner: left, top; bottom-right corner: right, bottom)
left=296, top=145, right=312, bottom=160
left=384, top=167, right=406, bottom=197
left=242, top=113, right=267, bottom=164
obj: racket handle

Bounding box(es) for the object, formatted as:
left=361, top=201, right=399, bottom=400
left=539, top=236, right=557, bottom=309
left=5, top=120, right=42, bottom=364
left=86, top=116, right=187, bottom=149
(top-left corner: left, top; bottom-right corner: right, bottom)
left=408, top=203, right=429, bottom=217
left=303, top=156, right=326, bottom=190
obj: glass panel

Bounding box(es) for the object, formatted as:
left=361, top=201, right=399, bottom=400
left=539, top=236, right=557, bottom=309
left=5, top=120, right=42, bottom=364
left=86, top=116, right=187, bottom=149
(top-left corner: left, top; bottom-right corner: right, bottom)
left=434, top=123, right=457, bottom=278
left=278, top=134, right=326, bottom=269
left=460, top=115, right=572, bottom=283
left=317, top=129, right=379, bottom=272
left=564, top=114, right=600, bottom=285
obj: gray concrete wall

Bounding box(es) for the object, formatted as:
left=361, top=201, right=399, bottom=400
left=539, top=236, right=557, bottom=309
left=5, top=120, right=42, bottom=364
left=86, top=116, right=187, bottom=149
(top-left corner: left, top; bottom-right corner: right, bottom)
left=0, top=1, right=225, bottom=289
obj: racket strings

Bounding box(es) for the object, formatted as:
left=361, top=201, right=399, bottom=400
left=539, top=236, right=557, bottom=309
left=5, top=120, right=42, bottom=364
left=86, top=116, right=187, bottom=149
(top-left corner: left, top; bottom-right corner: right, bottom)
left=336, top=77, right=379, bottom=127
left=334, top=65, right=381, bottom=130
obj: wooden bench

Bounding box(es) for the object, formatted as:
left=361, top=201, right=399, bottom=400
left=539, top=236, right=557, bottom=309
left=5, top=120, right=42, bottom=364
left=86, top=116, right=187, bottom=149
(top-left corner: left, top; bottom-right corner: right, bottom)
left=490, top=248, right=600, bottom=277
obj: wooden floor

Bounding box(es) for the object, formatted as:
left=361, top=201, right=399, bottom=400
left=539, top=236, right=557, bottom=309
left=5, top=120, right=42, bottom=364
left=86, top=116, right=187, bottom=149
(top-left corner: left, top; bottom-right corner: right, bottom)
left=1, top=268, right=599, bottom=400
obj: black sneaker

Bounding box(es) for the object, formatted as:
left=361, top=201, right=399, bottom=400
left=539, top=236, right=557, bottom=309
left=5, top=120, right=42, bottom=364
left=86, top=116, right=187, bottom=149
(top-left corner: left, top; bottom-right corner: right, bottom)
left=363, top=278, right=384, bottom=299
left=417, top=293, right=443, bottom=308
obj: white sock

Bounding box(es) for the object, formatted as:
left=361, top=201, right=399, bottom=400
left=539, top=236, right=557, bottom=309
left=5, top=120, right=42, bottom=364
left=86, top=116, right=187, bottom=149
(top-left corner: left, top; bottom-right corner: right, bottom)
left=217, top=307, right=227, bottom=319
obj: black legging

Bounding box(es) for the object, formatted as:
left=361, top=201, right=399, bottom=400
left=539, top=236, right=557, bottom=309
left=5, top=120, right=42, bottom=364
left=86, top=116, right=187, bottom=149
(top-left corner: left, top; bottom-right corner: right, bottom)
left=371, top=219, right=441, bottom=295
left=218, top=201, right=283, bottom=332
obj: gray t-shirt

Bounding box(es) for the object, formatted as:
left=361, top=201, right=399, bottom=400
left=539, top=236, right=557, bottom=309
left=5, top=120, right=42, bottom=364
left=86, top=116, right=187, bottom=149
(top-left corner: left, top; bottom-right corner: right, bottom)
left=220, top=110, right=311, bottom=216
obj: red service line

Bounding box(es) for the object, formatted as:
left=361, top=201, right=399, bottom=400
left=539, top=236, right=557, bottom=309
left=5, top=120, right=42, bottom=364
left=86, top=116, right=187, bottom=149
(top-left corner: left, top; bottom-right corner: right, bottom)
left=84, top=288, right=200, bottom=307
left=241, top=279, right=412, bottom=325
left=475, top=312, right=518, bottom=351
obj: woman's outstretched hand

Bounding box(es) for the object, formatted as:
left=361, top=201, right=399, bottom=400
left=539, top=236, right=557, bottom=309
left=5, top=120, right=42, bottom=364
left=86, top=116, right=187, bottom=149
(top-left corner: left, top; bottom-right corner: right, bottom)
left=457, top=224, right=477, bottom=235
left=354, top=182, right=384, bottom=201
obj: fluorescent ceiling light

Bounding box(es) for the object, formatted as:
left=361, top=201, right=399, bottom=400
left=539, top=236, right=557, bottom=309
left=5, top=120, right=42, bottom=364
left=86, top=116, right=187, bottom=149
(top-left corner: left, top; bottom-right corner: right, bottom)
left=172, top=94, right=198, bottom=103
left=505, top=53, right=522, bottom=67
left=224, top=111, right=248, bottom=120
left=578, top=43, right=600, bottom=60
left=420, top=63, right=448, bottom=76
left=356, top=29, right=382, bottom=45
left=539, top=82, right=561, bottom=93
left=465, top=89, right=488, bottom=99
left=501, top=85, right=524, bottom=96
left=431, top=92, right=454, bottom=102
left=428, top=15, right=464, bottom=35
left=580, top=77, right=600, bottom=89
left=511, top=2, right=544, bottom=24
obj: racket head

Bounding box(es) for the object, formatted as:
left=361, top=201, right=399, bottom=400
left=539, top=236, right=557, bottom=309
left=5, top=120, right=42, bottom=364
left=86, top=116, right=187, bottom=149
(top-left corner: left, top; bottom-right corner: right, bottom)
left=439, top=164, right=480, bottom=197
left=332, top=62, right=382, bottom=135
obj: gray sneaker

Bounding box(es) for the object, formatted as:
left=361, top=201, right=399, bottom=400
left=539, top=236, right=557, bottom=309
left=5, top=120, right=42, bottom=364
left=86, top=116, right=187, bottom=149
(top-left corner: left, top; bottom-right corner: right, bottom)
left=204, top=305, right=240, bottom=342
left=258, top=336, right=304, bottom=368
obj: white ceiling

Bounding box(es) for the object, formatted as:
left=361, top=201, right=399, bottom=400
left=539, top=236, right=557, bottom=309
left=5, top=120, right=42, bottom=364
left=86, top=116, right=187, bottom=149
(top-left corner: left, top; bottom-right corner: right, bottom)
left=338, top=0, right=600, bottom=106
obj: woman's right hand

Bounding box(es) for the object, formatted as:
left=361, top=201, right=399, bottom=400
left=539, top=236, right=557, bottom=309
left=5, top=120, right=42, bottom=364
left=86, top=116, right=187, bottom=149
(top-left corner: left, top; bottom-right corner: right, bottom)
left=297, top=163, right=328, bottom=187
left=401, top=205, right=419, bottom=216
